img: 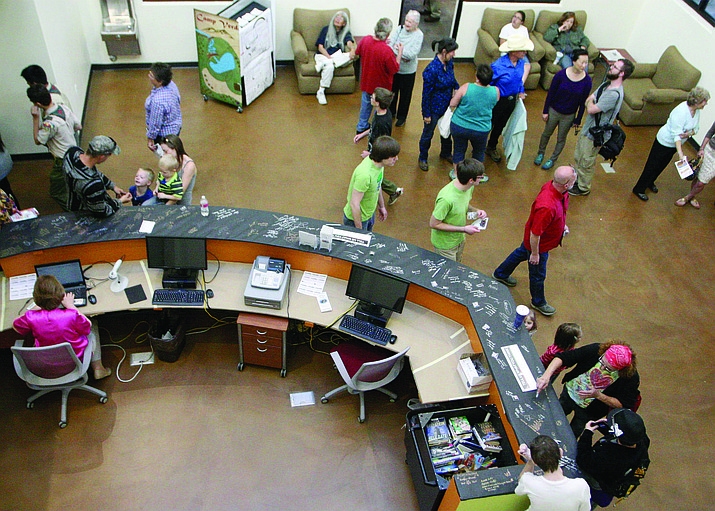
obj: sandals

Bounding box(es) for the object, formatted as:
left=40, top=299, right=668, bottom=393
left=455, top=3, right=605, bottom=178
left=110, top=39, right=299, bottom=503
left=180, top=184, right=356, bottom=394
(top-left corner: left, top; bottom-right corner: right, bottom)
left=675, top=197, right=701, bottom=209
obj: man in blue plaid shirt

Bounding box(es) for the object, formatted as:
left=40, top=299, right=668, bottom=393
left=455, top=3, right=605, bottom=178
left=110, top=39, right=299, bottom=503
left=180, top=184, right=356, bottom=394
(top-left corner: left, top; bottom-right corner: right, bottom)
left=145, top=62, right=181, bottom=154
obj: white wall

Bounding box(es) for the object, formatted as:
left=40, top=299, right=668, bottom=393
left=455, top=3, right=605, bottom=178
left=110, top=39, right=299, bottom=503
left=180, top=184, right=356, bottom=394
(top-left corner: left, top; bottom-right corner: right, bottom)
left=626, top=0, right=715, bottom=145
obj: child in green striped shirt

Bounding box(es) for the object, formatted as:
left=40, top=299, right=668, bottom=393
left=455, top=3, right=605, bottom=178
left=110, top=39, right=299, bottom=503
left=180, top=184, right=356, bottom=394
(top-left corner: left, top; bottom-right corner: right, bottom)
left=155, top=154, right=183, bottom=205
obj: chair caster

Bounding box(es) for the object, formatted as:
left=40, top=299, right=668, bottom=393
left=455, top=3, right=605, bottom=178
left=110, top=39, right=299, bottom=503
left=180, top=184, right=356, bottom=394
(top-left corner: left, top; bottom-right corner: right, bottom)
left=237, top=363, right=244, bottom=371
left=99, top=396, right=108, bottom=404
left=27, top=402, right=34, bottom=409
left=280, top=369, right=287, bottom=378
left=203, top=95, right=209, bottom=102
left=59, top=421, right=67, bottom=429
left=321, top=397, right=329, bottom=404
left=358, top=417, right=365, bottom=423
left=389, top=398, right=396, bottom=403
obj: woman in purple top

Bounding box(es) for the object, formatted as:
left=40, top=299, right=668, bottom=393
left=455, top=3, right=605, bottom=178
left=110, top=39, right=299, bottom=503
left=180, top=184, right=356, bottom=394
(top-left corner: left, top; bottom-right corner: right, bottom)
left=535, top=48, right=592, bottom=170
left=13, top=275, right=111, bottom=380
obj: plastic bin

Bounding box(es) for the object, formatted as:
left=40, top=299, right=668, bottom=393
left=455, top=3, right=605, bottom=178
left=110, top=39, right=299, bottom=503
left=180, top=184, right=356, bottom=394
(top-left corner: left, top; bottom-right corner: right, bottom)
left=148, top=315, right=186, bottom=363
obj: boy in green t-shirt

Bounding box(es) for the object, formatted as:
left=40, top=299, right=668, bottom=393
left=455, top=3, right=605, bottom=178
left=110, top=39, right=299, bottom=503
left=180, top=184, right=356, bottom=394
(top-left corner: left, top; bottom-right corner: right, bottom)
left=343, top=136, right=400, bottom=231
left=429, top=158, right=487, bottom=262
left=154, top=154, right=183, bottom=205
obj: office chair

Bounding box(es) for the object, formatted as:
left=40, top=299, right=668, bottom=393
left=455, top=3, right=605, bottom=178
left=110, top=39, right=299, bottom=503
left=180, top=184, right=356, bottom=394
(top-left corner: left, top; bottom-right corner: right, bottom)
left=11, top=340, right=108, bottom=428
left=321, top=342, right=409, bottom=423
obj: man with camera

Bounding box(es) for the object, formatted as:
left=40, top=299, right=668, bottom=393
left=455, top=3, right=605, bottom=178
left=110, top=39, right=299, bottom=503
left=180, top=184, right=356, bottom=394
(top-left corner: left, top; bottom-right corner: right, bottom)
left=569, top=58, right=633, bottom=196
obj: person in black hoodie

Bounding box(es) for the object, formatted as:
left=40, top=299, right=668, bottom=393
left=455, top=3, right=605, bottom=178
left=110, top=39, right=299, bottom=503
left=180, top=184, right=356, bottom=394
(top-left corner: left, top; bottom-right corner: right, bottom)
left=576, top=408, right=650, bottom=508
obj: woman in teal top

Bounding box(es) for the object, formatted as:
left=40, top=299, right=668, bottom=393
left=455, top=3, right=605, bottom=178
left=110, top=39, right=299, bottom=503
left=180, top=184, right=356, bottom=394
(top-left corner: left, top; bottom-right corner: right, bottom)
left=449, top=64, right=499, bottom=180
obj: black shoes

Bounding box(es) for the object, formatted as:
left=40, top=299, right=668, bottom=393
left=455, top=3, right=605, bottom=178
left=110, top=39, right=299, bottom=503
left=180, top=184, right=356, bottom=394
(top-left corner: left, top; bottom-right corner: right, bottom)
left=633, top=191, right=649, bottom=201
left=395, top=119, right=406, bottom=127
left=439, top=153, right=453, bottom=164
left=648, top=184, right=659, bottom=193
left=568, top=185, right=590, bottom=196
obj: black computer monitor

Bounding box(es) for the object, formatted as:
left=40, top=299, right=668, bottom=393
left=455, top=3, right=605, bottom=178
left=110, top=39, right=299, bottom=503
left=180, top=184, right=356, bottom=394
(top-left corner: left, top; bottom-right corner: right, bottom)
left=345, top=264, right=410, bottom=326
left=146, top=236, right=207, bottom=288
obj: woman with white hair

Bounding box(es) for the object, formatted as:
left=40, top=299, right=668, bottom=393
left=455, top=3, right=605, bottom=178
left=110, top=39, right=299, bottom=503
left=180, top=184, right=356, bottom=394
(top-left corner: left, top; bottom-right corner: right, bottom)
left=389, top=10, right=424, bottom=127
left=355, top=18, right=403, bottom=133
left=314, top=11, right=356, bottom=105
left=631, top=86, right=710, bottom=202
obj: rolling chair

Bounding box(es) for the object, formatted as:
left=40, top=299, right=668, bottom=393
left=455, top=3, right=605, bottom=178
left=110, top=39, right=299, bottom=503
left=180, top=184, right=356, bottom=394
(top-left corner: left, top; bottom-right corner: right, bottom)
left=321, top=341, right=409, bottom=423
left=11, top=341, right=108, bottom=428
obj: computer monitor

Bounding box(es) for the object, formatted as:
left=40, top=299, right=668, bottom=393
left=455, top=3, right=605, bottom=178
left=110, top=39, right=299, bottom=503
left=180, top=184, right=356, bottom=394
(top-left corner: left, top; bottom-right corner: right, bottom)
left=145, top=236, right=207, bottom=288
left=345, top=264, right=410, bottom=327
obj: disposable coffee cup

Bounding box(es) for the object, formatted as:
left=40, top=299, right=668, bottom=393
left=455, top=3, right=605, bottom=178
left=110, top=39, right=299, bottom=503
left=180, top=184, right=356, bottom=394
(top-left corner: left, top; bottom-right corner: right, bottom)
left=514, top=305, right=530, bottom=329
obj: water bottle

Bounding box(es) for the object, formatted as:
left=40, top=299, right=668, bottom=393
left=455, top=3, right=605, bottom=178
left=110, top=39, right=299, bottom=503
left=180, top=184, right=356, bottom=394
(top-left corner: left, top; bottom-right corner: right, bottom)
left=200, top=195, right=209, bottom=217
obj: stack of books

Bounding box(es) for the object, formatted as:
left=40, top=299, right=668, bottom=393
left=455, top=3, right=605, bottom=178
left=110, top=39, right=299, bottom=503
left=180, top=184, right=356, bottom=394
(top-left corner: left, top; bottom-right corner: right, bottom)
left=473, top=422, right=503, bottom=453
left=425, top=415, right=502, bottom=475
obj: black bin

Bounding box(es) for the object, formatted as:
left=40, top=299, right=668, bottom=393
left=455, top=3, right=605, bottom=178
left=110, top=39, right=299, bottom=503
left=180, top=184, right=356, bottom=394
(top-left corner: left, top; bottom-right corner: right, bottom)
left=148, top=314, right=186, bottom=363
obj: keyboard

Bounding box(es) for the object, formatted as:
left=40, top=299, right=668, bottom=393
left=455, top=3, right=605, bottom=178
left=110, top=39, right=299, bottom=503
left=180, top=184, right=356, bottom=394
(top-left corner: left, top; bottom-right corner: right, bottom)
left=338, top=315, right=392, bottom=346
left=152, top=288, right=205, bottom=306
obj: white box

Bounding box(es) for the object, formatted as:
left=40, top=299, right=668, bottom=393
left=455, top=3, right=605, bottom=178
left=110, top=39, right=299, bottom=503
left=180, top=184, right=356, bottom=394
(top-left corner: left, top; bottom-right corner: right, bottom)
left=457, top=353, right=493, bottom=394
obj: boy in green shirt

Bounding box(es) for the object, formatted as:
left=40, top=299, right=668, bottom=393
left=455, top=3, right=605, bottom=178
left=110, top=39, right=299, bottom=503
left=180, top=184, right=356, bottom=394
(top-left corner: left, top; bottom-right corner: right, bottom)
left=343, top=136, right=400, bottom=231
left=154, top=154, right=183, bottom=205
left=430, top=158, right=487, bottom=262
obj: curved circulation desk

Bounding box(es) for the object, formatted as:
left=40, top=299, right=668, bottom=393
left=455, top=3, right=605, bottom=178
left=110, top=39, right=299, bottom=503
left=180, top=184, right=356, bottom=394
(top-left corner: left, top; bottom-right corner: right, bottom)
left=0, top=206, right=578, bottom=509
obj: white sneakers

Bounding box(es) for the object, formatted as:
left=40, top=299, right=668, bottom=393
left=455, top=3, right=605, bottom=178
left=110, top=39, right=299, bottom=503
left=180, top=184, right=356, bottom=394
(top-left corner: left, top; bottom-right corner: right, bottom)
left=316, top=89, right=327, bottom=105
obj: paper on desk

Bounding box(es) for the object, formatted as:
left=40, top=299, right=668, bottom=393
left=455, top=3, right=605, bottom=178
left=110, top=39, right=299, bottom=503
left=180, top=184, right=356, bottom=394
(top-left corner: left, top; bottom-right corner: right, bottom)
left=9, top=274, right=37, bottom=300
left=297, top=271, right=327, bottom=296
left=290, top=391, right=315, bottom=407
left=601, top=49, right=624, bottom=62
left=139, top=220, right=155, bottom=233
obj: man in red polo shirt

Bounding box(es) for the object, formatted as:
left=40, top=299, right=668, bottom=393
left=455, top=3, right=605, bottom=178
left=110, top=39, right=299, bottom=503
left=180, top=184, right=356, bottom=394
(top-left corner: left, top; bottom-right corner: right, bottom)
left=355, top=18, right=403, bottom=134
left=492, top=166, right=576, bottom=316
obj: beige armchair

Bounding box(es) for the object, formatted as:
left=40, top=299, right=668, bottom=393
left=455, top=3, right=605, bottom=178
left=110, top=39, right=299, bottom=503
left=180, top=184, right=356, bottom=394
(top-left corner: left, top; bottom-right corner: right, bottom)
left=473, top=8, right=544, bottom=90
left=290, top=8, right=356, bottom=95
left=533, top=10, right=599, bottom=90
left=619, top=46, right=701, bottom=126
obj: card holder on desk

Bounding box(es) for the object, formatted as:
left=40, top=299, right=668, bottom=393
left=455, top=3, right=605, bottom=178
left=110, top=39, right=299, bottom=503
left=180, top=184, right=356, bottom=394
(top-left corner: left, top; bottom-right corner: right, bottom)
left=125, top=285, right=147, bottom=304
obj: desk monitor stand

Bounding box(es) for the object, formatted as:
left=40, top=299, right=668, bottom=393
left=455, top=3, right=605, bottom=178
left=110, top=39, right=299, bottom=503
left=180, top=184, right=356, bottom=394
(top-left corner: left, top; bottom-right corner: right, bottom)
left=162, top=269, right=199, bottom=289
left=355, top=301, right=392, bottom=329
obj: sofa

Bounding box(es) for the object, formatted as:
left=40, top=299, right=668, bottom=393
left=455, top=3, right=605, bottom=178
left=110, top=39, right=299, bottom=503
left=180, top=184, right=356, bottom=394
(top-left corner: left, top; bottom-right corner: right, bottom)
left=532, top=10, right=600, bottom=90
left=619, top=46, right=701, bottom=126
left=473, top=8, right=544, bottom=90
left=290, top=8, right=356, bottom=95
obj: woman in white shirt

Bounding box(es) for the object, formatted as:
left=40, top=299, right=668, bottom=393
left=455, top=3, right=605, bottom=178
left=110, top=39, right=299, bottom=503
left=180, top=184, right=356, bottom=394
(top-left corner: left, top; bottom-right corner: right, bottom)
left=632, top=87, right=709, bottom=202
left=499, top=11, right=531, bottom=85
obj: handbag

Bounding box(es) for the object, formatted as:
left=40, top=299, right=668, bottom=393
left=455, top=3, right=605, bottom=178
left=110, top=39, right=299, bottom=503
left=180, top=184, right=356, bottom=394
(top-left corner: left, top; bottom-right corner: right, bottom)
left=437, top=108, right=453, bottom=138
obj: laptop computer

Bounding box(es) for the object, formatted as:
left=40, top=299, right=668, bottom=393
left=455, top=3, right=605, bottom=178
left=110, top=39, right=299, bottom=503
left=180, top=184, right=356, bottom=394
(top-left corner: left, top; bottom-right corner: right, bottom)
left=34, top=259, right=88, bottom=307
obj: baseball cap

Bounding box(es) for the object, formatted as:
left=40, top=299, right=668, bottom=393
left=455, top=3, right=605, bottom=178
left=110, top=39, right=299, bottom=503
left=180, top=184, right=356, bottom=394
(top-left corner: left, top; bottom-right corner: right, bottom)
left=88, top=135, right=121, bottom=156
left=607, top=408, right=646, bottom=445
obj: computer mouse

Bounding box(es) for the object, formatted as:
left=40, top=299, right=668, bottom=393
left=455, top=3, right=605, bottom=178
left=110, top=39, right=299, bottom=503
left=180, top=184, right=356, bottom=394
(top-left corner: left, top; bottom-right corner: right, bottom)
left=88, top=294, right=97, bottom=305
left=205, top=289, right=214, bottom=299
left=389, top=334, right=397, bottom=344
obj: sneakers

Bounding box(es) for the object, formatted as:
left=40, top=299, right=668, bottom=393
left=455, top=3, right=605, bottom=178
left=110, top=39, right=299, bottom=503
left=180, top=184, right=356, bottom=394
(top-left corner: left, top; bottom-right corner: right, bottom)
left=534, top=154, right=544, bottom=165
left=542, top=159, right=555, bottom=170
left=395, top=119, right=406, bottom=127
left=568, top=184, right=590, bottom=196
left=388, top=188, right=404, bottom=205
left=492, top=272, right=517, bottom=287
left=449, top=169, right=456, bottom=180
left=316, top=89, right=327, bottom=105
left=532, top=301, right=556, bottom=316
left=418, top=160, right=429, bottom=172
left=486, top=147, right=502, bottom=163
left=479, top=174, right=489, bottom=183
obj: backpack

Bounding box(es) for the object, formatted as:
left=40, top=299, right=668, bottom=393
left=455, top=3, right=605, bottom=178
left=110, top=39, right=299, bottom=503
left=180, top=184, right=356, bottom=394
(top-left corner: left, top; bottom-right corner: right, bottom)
left=604, top=435, right=651, bottom=500
left=588, top=83, right=626, bottom=163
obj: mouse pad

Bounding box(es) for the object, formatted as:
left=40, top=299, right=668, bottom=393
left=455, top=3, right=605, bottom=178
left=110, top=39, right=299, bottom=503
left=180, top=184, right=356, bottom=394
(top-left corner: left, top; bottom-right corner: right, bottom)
left=124, top=284, right=147, bottom=304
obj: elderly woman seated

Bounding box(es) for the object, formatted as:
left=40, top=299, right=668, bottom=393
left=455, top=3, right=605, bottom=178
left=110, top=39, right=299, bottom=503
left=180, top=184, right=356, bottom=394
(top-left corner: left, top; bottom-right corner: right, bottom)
left=314, top=11, right=356, bottom=105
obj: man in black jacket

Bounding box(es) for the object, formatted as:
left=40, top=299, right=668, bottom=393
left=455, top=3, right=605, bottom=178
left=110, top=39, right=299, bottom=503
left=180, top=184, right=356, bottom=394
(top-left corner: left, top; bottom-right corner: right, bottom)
left=577, top=408, right=650, bottom=507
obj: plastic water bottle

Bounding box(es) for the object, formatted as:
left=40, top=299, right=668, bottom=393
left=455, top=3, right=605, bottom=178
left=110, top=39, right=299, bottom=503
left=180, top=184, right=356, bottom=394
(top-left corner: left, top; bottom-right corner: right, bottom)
left=200, top=195, right=209, bottom=217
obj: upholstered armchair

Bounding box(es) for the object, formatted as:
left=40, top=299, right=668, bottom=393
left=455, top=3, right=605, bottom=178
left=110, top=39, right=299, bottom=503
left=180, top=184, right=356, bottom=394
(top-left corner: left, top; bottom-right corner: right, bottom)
left=533, top=10, right=599, bottom=90
left=473, top=8, right=544, bottom=90
left=619, top=46, right=701, bottom=126
left=290, top=8, right=356, bottom=95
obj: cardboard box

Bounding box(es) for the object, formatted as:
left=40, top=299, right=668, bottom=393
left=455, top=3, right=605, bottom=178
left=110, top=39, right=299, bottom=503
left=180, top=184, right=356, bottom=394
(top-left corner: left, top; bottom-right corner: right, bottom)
left=457, top=353, right=493, bottom=394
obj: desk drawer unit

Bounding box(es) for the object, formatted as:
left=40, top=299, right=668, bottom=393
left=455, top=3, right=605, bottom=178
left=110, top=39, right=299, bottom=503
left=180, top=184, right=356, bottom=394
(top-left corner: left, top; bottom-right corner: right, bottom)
left=237, top=313, right=289, bottom=377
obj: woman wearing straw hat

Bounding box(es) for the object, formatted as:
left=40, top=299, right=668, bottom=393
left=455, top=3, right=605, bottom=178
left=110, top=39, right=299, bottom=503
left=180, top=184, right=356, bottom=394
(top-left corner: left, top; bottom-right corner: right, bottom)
left=484, top=34, right=534, bottom=163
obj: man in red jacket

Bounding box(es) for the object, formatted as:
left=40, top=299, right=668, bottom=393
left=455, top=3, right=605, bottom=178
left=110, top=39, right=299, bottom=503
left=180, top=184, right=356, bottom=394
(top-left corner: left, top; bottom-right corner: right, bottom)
left=492, top=165, right=576, bottom=316
left=355, top=18, right=403, bottom=134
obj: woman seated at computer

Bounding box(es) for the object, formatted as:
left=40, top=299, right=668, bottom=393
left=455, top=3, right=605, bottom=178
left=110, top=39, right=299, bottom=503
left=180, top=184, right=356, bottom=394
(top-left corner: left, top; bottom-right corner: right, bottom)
left=13, top=275, right=112, bottom=380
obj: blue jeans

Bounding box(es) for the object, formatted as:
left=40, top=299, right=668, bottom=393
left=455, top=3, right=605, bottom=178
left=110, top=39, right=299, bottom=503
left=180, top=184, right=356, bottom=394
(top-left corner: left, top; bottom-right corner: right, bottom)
left=493, top=242, right=550, bottom=306
left=357, top=92, right=374, bottom=133
left=451, top=122, right=489, bottom=164
left=418, top=115, right=452, bottom=162
left=343, top=212, right=375, bottom=232
left=559, top=54, right=573, bottom=68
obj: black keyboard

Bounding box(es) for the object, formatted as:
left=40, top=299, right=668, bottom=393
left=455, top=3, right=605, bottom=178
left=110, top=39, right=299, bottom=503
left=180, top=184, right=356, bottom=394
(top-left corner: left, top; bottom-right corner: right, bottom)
left=152, top=288, right=205, bottom=306
left=338, top=315, right=391, bottom=346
